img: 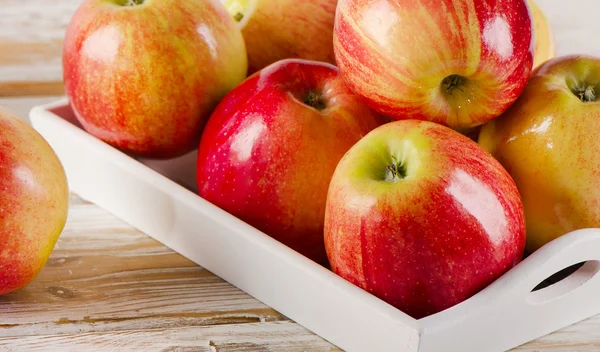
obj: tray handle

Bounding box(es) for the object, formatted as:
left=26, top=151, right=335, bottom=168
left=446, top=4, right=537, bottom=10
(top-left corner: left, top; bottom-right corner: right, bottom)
left=418, top=228, right=600, bottom=352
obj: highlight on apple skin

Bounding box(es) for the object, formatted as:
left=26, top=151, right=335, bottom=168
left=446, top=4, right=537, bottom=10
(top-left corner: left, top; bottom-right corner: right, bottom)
left=63, top=0, right=248, bottom=159
left=0, top=108, right=69, bottom=295
left=196, top=59, right=384, bottom=264
left=479, top=55, right=600, bottom=253
left=333, top=0, right=534, bottom=132
left=324, top=119, right=526, bottom=319
left=221, top=0, right=338, bottom=75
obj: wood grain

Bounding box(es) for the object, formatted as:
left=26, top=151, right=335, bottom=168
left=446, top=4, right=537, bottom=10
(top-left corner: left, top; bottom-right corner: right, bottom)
left=0, top=194, right=290, bottom=338
left=0, top=322, right=340, bottom=352
left=0, top=0, right=79, bottom=96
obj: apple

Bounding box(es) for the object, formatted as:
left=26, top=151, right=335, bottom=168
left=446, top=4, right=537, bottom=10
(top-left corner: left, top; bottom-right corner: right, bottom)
left=528, top=0, right=556, bottom=69
left=479, top=55, right=600, bottom=253
left=0, top=108, right=69, bottom=295
left=324, top=119, right=526, bottom=319
left=464, top=0, right=556, bottom=143
left=196, top=59, right=384, bottom=264
left=221, top=0, right=337, bottom=75
left=63, top=0, right=248, bottom=159
left=333, top=0, right=534, bottom=131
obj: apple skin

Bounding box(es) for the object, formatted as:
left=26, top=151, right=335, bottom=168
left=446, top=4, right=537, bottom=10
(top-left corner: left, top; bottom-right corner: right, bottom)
left=324, top=119, right=526, bottom=319
left=63, top=0, right=248, bottom=159
left=479, top=55, right=600, bottom=253
left=0, top=108, right=69, bottom=295
left=528, top=0, right=556, bottom=69
left=196, top=59, right=384, bottom=264
left=222, top=0, right=338, bottom=75
left=333, top=0, right=534, bottom=131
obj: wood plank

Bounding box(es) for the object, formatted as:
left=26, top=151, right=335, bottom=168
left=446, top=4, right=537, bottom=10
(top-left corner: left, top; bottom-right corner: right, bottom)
left=0, top=82, right=64, bottom=97
left=0, top=0, right=79, bottom=92
left=0, top=196, right=287, bottom=338
left=0, top=321, right=341, bottom=352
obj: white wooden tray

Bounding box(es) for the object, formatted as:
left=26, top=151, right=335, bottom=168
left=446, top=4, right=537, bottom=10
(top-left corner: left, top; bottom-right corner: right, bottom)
left=30, top=98, right=600, bottom=352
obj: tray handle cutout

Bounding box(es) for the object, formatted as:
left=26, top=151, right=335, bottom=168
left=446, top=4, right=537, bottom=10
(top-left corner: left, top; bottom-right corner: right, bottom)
left=529, top=260, right=600, bottom=305
left=418, top=228, right=600, bottom=352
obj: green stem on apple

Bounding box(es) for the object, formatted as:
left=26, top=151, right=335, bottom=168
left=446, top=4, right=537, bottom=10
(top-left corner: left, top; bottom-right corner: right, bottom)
left=442, top=74, right=467, bottom=95
left=303, top=91, right=326, bottom=111
left=233, top=12, right=244, bottom=21
left=575, top=85, right=597, bottom=102
left=124, top=0, right=144, bottom=6
left=385, top=157, right=407, bottom=183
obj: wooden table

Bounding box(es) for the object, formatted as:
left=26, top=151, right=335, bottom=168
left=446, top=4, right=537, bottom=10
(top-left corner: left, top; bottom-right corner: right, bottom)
left=2, top=0, right=600, bottom=350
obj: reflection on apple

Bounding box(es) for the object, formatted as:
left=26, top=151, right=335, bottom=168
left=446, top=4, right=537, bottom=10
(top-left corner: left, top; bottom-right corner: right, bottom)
left=479, top=55, right=600, bottom=253
left=333, top=0, right=534, bottom=131
left=0, top=108, right=69, bottom=295
left=63, top=0, right=248, bottom=159
left=196, top=59, right=384, bottom=264
left=325, top=119, right=526, bottom=318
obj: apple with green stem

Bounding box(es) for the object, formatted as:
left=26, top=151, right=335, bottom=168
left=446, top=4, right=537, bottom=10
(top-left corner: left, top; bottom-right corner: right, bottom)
left=63, top=0, right=248, bottom=159
left=479, top=55, right=600, bottom=253
left=221, top=0, right=338, bottom=75
left=0, top=107, right=69, bottom=295
left=324, top=119, right=526, bottom=318
left=196, top=59, right=384, bottom=264
left=333, top=0, right=534, bottom=131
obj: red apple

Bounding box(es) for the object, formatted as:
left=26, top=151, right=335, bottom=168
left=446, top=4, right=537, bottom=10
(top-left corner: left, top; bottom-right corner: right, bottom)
left=220, top=0, right=338, bottom=75
left=196, top=59, right=384, bottom=264
left=324, top=119, right=526, bottom=319
left=0, top=107, right=69, bottom=294
left=63, top=0, right=248, bottom=159
left=333, top=0, right=534, bottom=131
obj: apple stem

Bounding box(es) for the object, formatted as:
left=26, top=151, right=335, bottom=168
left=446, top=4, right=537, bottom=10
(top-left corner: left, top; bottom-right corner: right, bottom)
left=303, top=91, right=326, bottom=111
left=233, top=12, right=244, bottom=21
left=385, top=157, right=407, bottom=183
left=442, top=74, right=467, bottom=95
left=124, top=0, right=144, bottom=5
left=577, top=85, right=597, bottom=102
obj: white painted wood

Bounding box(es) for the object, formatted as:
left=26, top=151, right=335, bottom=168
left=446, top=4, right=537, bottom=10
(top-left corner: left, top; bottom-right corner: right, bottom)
left=29, top=96, right=600, bottom=352
left=0, top=196, right=288, bottom=338
left=513, top=314, right=600, bottom=351
left=419, top=228, right=600, bottom=352
left=30, top=99, right=421, bottom=352
left=0, top=96, right=62, bottom=122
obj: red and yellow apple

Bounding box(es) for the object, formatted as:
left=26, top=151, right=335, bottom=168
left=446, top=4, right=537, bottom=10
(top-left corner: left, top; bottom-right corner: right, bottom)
left=325, top=119, right=526, bottom=319
left=528, top=0, right=556, bottom=69
left=333, top=0, right=534, bottom=131
left=221, top=0, right=338, bottom=75
left=196, top=59, right=384, bottom=264
left=0, top=108, right=69, bottom=295
left=479, top=55, right=600, bottom=253
left=63, top=0, right=248, bottom=159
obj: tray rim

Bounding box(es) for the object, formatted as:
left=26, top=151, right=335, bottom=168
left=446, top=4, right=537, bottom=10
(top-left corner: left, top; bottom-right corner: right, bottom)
left=30, top=98, right=424, bottom=352
left=29, top=97, right=600, bottom=352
